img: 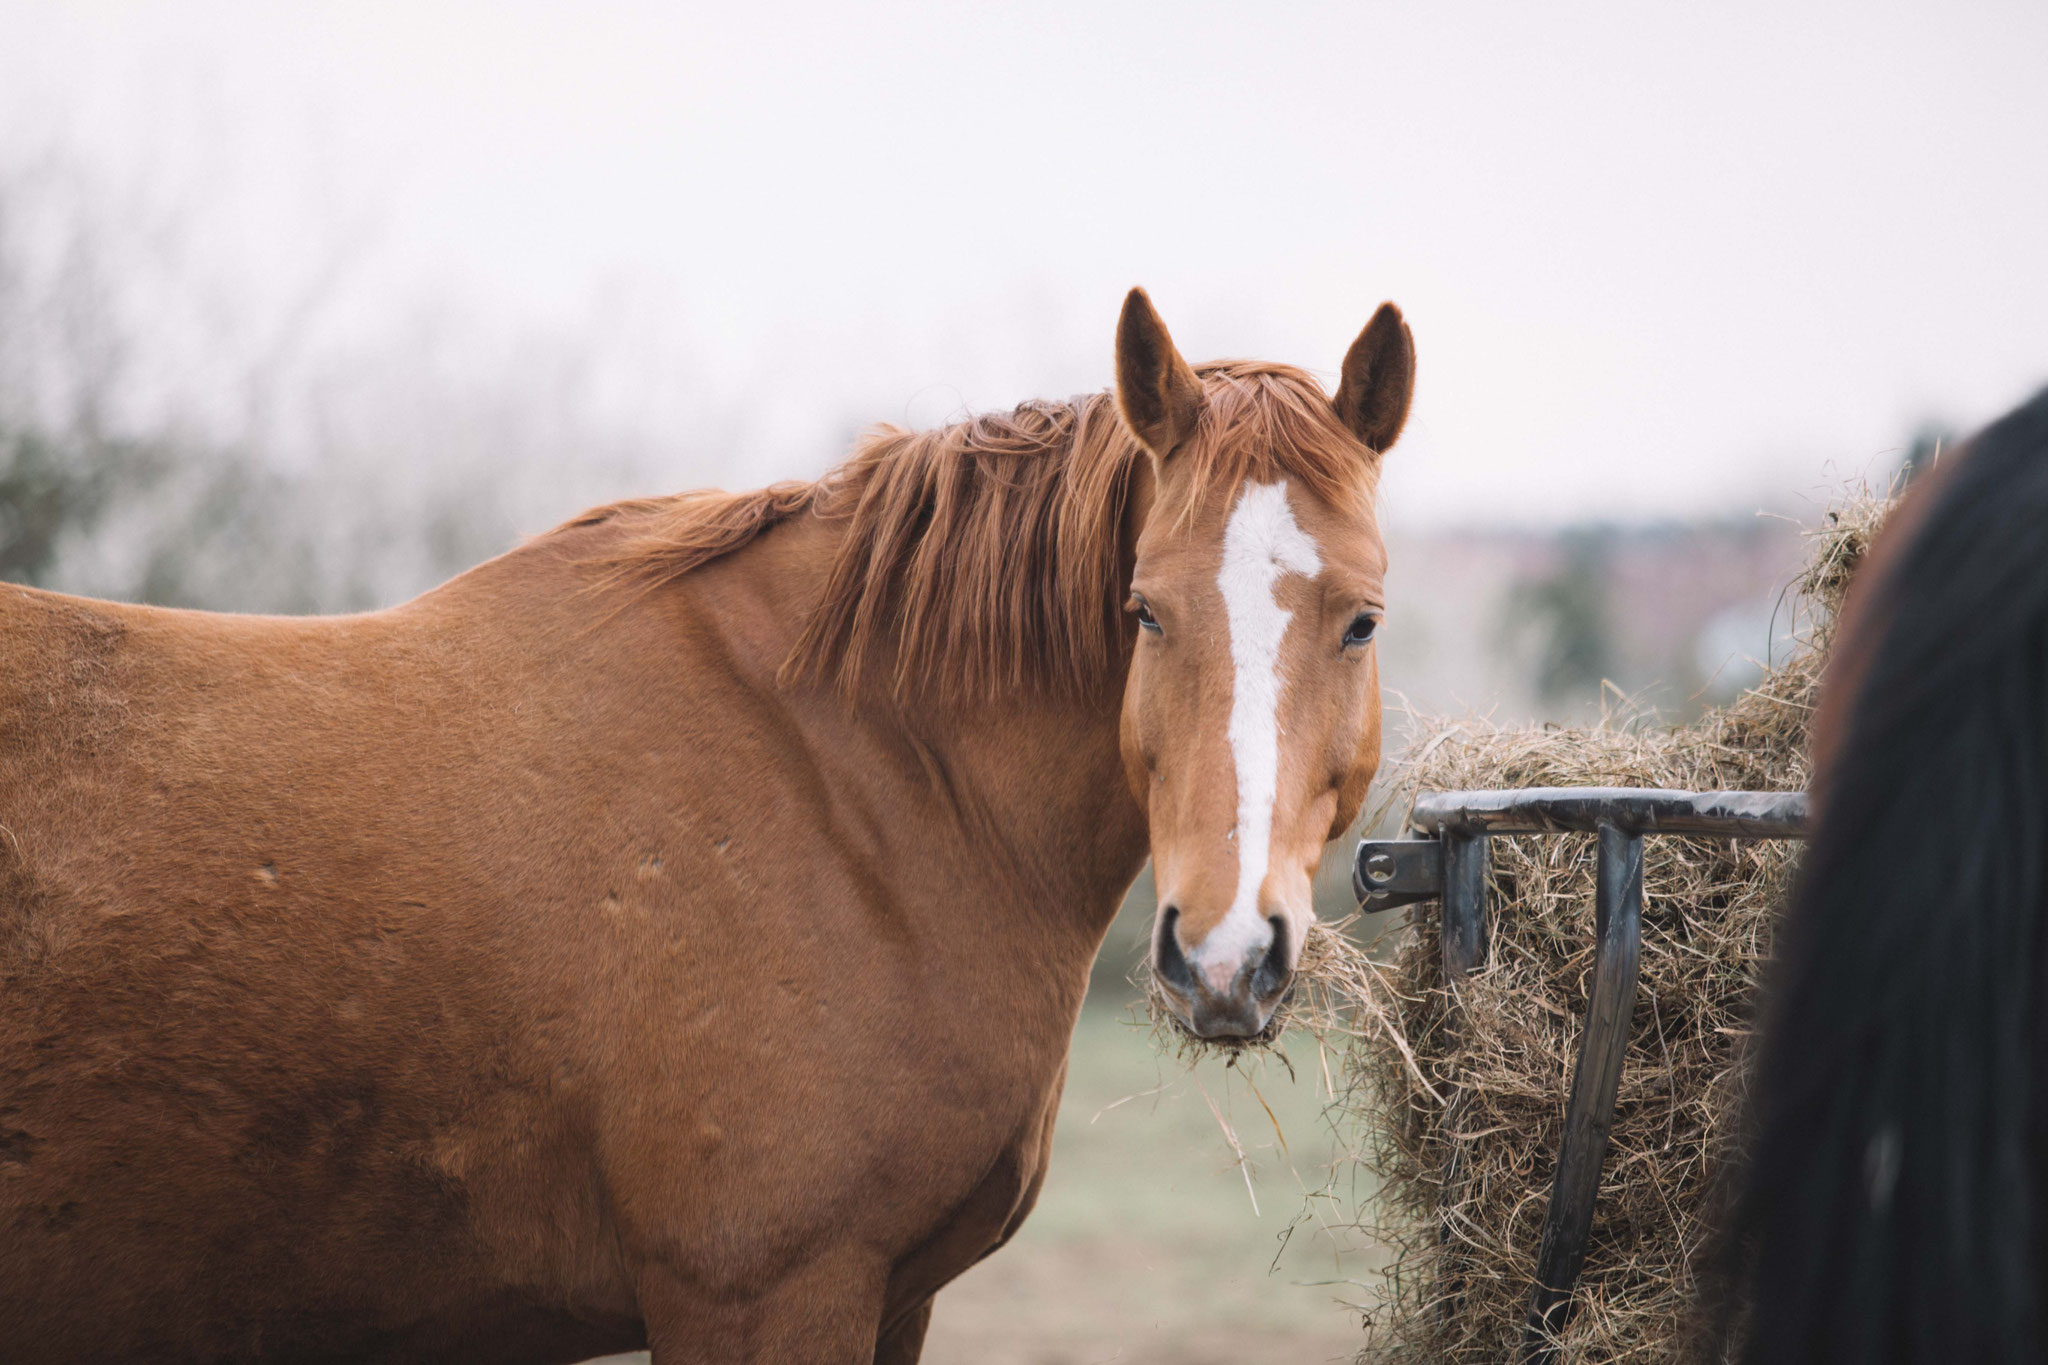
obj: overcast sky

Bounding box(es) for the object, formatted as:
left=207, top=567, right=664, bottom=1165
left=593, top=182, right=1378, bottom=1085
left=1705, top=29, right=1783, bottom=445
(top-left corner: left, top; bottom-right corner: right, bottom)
left=5, top=0, right=2046, bottom=526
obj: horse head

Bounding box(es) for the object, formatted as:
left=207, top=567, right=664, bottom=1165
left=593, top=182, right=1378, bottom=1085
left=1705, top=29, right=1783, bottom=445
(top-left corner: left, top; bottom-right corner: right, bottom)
left=1114, top=288, right=1414, bottom=1039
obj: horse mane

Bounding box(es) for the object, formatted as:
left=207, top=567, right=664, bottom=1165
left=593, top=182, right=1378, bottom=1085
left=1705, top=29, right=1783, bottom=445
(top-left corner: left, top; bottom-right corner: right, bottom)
left=1722, top=387, right=2048, bottom=1363
left=572, top=360, right=1374, bottom=703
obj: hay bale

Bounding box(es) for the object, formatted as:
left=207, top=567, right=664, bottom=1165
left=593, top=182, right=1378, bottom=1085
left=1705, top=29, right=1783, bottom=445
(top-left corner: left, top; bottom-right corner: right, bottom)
left=1336, top=492, right=1894, bottom=1363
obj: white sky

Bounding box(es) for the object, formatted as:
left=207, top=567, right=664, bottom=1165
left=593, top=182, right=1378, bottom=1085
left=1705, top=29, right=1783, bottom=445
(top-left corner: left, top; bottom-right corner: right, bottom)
left=5, top=0, right=2046, bottom=525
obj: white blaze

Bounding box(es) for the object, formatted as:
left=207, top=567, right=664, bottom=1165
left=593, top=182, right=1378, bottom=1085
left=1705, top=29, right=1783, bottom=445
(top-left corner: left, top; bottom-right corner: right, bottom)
left=1195, top=479, right=1322, bottom=988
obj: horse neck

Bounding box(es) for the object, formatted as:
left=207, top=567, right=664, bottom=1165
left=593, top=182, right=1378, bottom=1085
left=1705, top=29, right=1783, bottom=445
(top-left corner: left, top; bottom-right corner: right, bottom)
left=683, top=504, right=1153, bottom=955
left=899, top=456, right=1160, bottom=919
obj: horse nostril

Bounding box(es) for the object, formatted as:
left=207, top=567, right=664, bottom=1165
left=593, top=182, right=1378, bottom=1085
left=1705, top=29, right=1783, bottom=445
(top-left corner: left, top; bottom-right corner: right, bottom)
left=1154, top=905, right=1197, bottom=993
left=1250, top=915, right=1292, bottom=1000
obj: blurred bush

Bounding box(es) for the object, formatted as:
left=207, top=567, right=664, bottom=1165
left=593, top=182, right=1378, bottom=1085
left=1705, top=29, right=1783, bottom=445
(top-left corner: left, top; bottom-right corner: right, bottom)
left=0, top=146, right=703, bottom=614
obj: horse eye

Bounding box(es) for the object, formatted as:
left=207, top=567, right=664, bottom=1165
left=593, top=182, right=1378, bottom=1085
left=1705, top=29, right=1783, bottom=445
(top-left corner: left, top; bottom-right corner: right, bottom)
left=1343, top=612, right=1380, bottom=648
left=1129, top=595, right=1162, bottom=634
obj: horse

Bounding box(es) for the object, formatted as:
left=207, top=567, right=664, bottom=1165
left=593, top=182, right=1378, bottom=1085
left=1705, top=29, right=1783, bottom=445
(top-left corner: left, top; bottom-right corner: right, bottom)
left=0, top=288, right=1416, bottom=1363
left=1719, top=388, right=2048, bottom=1363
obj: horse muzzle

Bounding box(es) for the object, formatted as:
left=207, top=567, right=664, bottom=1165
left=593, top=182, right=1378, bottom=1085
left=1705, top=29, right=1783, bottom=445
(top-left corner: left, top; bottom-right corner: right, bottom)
left=1151, top=905, right=1293, bottom=1040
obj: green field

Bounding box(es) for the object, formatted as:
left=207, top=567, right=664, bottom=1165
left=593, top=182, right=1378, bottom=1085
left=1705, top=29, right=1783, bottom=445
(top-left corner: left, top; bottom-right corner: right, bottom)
left=919, top=998, right=1375, bottom=1364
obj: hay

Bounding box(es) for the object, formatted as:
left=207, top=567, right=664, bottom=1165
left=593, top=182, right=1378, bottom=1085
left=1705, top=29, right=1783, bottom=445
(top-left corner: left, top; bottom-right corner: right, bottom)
left=1342, top=491, right=1893, bottom=1363
left=1143, top=487, right=1897, bottom=1361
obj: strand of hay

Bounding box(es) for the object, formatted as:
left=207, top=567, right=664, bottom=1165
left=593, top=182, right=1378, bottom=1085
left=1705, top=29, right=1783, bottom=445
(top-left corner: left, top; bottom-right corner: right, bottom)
left=1335, top=492, right=1893, bottom=1363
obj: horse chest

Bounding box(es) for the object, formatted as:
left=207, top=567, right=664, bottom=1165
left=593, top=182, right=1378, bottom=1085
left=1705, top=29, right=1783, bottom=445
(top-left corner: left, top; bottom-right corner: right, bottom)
left=875, top=1060, right=1068, bottom=1317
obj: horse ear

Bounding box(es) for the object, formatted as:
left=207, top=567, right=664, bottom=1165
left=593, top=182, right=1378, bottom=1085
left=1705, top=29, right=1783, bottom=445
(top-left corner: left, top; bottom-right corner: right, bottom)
left=1333, top=302, right=1416, bottom=455
left=1115, top=287, right=1204, bottom=460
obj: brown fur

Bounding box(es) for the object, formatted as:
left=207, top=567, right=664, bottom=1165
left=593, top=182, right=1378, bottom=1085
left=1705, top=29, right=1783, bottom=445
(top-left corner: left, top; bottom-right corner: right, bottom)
left=0, top=293, right=1410, bottom=1363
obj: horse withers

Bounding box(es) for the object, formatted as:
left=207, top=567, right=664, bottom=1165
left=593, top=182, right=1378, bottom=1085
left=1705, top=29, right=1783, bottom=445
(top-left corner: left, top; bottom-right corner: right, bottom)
left=0, top=289, right=1414, bottom=1363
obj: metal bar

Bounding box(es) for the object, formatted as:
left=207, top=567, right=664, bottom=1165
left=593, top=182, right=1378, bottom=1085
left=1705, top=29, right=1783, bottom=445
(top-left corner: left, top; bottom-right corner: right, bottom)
left=1412, top=786, right=1806, bottom=839
left=1519, top=819, right=1645, bottom=1362
left=1440, top=828, right=1490, bottom=980
left=1357, top=788, right=1804, bottom=915
left=1432, top=826, right=1490, bottom=1334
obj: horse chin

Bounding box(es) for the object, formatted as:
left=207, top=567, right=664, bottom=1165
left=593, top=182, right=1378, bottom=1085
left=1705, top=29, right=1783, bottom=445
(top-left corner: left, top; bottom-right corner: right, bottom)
left=1157, top=979, right=1296, bottom=1049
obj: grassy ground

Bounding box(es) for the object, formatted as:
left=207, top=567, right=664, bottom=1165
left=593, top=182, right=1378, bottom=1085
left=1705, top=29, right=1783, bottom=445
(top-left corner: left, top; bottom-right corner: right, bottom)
left=917, top=1000, right=1374, bottom=1365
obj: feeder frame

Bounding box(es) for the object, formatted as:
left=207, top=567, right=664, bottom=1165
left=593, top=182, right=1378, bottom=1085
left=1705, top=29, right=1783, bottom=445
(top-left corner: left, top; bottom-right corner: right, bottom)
left=1354, top=786, right=1808, bottom=1364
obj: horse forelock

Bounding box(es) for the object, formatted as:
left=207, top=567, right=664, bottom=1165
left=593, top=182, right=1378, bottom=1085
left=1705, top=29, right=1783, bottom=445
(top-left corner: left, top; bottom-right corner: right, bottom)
left=567, top=361, right=1373, bottom=706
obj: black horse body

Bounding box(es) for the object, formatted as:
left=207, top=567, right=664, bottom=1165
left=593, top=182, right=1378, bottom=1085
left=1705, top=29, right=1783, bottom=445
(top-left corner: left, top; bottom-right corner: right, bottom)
left=1729, top=389, right=2048, bottom=1362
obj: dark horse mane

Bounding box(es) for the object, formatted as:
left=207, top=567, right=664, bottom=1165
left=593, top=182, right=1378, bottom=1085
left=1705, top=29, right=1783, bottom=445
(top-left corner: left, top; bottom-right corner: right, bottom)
left=564, top=360, right=1373, bottom=703
left=1724, top=388, right=2048, bottom=1362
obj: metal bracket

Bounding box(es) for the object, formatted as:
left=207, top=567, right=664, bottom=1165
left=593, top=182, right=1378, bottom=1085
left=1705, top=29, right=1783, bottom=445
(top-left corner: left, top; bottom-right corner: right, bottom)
left=1353, top=836, right=1444, bottom=912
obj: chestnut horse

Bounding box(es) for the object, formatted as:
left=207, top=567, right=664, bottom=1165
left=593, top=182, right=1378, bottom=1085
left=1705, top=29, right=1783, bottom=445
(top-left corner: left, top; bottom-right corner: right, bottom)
left=0, top=289, right=1414, bottom=1363
left=1719, top=388, right=2048, bottom=1362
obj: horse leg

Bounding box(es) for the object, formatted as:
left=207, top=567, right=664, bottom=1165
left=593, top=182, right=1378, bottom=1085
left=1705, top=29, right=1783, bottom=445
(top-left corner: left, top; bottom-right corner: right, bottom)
left=638, top=1253, right=886, bottom=1365
left=871, top=1298, right=932, bottom=1365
